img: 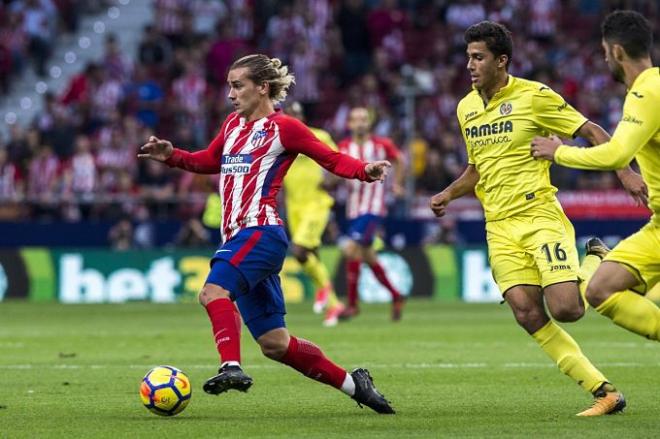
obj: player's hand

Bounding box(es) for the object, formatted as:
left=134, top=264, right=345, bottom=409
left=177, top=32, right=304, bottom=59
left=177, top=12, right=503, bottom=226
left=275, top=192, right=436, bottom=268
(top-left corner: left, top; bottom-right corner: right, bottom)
left=616, top=168, right=649, bottom=206
left=430, top=191, right=451, bottom=218
left=530, top=135, right=562, bottom=161
left=138, top=136, right=174, bottom=162
left=365, top=160, right=391, bottom=182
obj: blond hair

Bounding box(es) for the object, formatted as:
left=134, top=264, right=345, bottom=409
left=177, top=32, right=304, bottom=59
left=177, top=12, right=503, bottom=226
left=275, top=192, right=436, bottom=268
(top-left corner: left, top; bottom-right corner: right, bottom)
left=230, top=54, right=295, bottom=104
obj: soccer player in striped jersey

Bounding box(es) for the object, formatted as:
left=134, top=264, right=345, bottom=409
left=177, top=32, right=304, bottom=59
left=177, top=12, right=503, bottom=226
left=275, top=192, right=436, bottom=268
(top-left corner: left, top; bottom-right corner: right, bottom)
left=283, top=101, right=346, bottom=326
left=338, top=107, right=406, bottom=321
left=139, top=54, right=395, bottom=414
left=532, top=10, right=660, bottom=374
left=430, top=21, right=646, bottom=416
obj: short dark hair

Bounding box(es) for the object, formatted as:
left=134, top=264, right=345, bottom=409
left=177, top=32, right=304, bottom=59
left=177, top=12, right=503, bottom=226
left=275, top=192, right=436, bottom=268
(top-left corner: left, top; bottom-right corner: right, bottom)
left=464, top=21, right=513, bottom=69
left=602, top=10, right=653, bottom=59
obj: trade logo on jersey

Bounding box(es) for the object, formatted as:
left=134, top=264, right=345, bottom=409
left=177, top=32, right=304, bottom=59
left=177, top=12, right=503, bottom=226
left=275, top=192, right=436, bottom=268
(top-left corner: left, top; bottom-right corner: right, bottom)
left=221, top=154, right=254, bottom=175
left=251, top=129, right=269, bottom=147
left=499, top=102, right=512, bottom=115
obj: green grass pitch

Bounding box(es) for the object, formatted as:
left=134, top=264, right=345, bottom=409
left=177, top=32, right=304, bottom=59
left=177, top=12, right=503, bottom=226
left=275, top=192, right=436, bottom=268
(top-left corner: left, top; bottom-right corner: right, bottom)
left=1, top=300, right=659, bottom=438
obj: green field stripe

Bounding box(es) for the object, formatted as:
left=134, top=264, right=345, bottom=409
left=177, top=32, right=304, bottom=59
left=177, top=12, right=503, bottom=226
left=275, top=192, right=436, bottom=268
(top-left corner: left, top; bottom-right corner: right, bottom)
left=424, top=245, right=459, bottom=301
left=20, top=248, right=56, bottom=301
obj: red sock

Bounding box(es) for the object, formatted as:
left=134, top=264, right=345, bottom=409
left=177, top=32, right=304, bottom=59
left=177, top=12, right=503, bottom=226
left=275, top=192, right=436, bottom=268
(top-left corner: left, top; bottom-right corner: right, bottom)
left=369, top=262, right=401, bottom=300
left=346, top=259, right=361, bottom=307
left=205, top=297, right=242, bottom=364
left=279, top=336, right=346, bottom=389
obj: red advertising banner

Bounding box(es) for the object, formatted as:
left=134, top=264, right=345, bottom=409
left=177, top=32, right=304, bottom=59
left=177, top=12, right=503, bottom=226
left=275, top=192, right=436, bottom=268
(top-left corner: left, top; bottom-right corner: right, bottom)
left=558, top=190, right=652, bottom=219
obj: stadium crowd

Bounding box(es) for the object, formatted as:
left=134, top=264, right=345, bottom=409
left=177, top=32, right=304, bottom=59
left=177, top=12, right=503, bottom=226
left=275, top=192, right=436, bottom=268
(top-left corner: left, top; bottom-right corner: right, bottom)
left=0, top=0, right=658, bottom=231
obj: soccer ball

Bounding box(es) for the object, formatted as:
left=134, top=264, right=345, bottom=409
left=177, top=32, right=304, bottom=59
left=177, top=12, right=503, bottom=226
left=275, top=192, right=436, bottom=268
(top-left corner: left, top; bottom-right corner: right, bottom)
left=140, top=366, right=191, bottom=416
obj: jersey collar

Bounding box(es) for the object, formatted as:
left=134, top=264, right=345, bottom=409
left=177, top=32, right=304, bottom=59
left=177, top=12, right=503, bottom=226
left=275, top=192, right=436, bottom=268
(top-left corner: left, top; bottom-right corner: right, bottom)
left=473, top=75, right=515, bottom=109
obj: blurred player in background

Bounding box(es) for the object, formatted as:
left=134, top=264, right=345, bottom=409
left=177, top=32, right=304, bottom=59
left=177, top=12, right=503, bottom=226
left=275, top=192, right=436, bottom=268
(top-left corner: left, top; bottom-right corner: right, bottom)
left=532, top=11, right=659, bottom=356
left=338, top=107, right=406, bottom=321
left=139, top=54, right=395, bottom=414
left=430, top=21, right=646, bottom=416
left=283, top=101, right=345, bottom=327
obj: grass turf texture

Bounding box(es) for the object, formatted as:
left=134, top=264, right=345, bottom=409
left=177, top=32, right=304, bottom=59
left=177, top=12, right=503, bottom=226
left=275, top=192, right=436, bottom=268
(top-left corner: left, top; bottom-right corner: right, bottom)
left=1, top=300, right=659, bottom=438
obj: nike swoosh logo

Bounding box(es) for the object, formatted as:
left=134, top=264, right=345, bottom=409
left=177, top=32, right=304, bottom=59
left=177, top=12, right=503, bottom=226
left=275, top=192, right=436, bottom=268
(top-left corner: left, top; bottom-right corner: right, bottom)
left=215, top=249, right=232, bottom=254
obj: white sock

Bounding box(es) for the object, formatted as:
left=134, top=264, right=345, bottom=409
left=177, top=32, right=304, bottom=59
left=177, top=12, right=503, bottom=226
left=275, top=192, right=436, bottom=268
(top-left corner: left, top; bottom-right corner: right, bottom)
left=340, top=373, right=355, bottom=396
left=221, top=361, right=240, bottom=368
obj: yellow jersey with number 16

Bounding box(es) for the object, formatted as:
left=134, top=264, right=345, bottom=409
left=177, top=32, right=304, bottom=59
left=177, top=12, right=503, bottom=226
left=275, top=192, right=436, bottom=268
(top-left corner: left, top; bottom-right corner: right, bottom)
left=457, top=75, right=587, bottom=222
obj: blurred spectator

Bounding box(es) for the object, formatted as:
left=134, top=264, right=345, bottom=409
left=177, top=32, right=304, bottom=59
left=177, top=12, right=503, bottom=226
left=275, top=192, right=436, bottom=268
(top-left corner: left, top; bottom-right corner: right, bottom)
left=206, top=20, right=249, bottom=85
left=446, top=0, right=486, bottom=30
left=138, top=158, right=175, bottom=201
left=62, top=135, right=97, bottom=199
left=0, top=147, right=23, bottom=200
left=103, top=33, right=133, bottom=82
left=174, top=218, right=211, bottom=247
left=171, top=60, right=207, bottom=145
left=18, top=0, right=57, bottom=77
left=138, top=24, right=173, bottom=71
left=125, top=64, right=165, bottom=129
left=337, top=0, right=372, bottom=82
left=108, top=217, right=134, bottom=250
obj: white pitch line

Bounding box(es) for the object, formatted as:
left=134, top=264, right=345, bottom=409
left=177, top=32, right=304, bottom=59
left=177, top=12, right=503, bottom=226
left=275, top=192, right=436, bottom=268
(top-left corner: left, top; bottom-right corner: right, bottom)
left=0, top=362, right=657, bottom=371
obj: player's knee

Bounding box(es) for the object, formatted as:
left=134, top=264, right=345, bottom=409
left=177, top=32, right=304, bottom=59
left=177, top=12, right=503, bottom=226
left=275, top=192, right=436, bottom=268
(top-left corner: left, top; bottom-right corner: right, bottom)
left=259, top=338, right=289, bottom=360
left=550, top=304, right=584, bottom=322
left=512, top=307, right=546, bottom=333
left=291, top=246, right=309, bottom=264
left=198, top=285, right=230, bottom=307
left=585, top=280, right=610, bottom=308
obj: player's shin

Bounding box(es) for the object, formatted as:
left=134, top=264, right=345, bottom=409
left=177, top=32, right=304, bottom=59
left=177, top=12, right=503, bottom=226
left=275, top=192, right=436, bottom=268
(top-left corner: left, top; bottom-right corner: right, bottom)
left=278, top=335, right=354, bottom=394
left=532, top=321, right=608, bottom=393
left=205, top=298, right=242, bottom=365
left=302, top=253, right=332, bottom=291
left=578, top=255, right=601, bottom=310
left=596, top=291, right=660, bottom=341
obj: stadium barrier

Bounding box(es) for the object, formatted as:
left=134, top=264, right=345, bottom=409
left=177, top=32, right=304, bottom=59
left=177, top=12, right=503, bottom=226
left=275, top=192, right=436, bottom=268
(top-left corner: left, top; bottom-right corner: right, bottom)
left=2, top=247, right=658, bottom=304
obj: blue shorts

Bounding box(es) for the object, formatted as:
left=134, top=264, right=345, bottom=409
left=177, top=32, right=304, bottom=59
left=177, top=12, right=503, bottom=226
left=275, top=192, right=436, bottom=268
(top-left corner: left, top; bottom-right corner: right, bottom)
left=205, top=225, right=289, bottom=339
left=347, top=214, right=383, bottom=246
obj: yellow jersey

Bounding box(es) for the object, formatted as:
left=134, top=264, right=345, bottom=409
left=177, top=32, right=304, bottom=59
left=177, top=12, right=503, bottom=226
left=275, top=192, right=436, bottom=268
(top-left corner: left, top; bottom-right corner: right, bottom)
left=284, top=126, right=336, bottom=208
left=457, top=75, right=587, bottom=221
left=555, top=67, right=660, bottom=225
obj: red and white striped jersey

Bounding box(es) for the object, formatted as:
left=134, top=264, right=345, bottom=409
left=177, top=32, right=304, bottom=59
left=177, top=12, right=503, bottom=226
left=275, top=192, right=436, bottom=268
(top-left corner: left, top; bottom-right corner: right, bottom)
left=166, top=111, right=372, bottom=241
left=338, top=135, right=400, bottom=219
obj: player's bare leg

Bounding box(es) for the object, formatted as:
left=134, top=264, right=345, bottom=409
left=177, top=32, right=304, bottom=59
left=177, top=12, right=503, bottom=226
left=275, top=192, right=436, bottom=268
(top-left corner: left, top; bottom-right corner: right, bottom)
left=506, top=285, right=625, bottom=416
left=199, top=284, right=253, bottom=395
left=257, top=327, right=395, bottom=413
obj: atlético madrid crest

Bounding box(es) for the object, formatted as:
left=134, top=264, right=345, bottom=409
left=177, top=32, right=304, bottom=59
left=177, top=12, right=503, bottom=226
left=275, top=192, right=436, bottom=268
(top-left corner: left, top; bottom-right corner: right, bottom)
left=251, top=129, right=268, bottom=147
left=499, top=102, right=512, bottom=115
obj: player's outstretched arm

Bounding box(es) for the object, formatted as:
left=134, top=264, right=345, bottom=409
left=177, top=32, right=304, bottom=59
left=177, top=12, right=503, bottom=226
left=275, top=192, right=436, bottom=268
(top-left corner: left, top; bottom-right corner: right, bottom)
left=575, top=121, right=648, bottom=206
left=430, top=164, right=479, bottom=218
left=138, top=133, right=223, bottom=174
left=532, top=121, right=649, bottom=206
left=281, top=117, right=374, bottom=182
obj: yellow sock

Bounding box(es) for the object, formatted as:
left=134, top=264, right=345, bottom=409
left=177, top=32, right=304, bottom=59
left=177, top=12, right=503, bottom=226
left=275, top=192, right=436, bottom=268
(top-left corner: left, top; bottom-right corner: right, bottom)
left=577, top=255, right=601, bottom=311
left=596, top=291, right=660, bottom=341
left=302, top=253, right=341, bottom=308
left=532, top=321, right=607, bottom=393
left=302, top=253, right=331, bottom=290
